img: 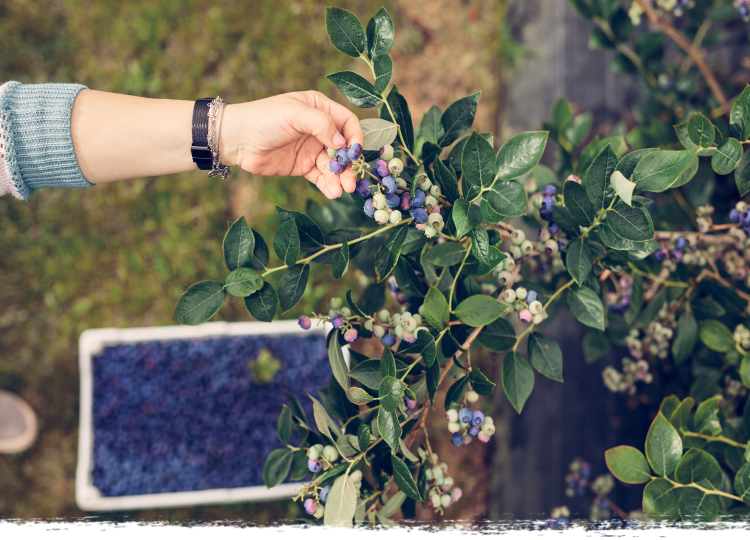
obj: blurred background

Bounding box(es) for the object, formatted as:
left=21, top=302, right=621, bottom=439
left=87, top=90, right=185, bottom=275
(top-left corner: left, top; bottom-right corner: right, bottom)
left=0, top=0, right=746, bottom=526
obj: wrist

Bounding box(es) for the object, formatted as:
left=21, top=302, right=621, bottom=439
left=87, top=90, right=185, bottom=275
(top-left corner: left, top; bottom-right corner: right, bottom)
left=218, top=103, right=242, bottom=168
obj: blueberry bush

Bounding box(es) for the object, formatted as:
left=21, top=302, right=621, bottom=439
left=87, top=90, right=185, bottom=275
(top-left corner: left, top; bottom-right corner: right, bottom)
left=174, top=3, right=750, bottom=526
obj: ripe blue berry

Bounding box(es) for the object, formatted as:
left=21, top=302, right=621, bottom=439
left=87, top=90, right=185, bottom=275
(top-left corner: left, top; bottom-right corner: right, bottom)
left=731, top=209, right=741, bottom=223
left=542, top=185, right=556, bottom=197
left=526, top=290, right=538, bottom=303
left=386, top=194, right=401, bottom=209
left=308, top=460, right=321, bottom=473
left=335, top=148, right=351, bottom=165
left=742, top=211, right=750, bottom=226
left=382, top=176, right=397, bottom=194
left=332, top=314, right=344, bottom=329
left=400, top=192, right=412, bottom=210
left=674, top=237, right=687, bottom=250
left=347, top=143, right=362, bottom=161
left=458, top=408, right=472, bottom=424
left=381, top=334, right=397, bottom=348
left=321, top=486, right=331, bottom=503
left=468, top=426, right=480, bottom=437
left=410, top=189, right=426, bottom=208
left=472, top=411, right=484, bottom=426
left=364, top=198, right=375, bottom=218
left=329, top=160, right=345, bottom=174
left=548, top=222, right=560, bottom=235
left=409, top=207, right=428, bottom=224
left=375, top=160, right=389, bottom=178
left=451, top=433, right=464, bottom=446
left=541, top=196, right=556, bottom=211
left=539, top=209, right=552, bottom=222
left=355, top=180, right=371, bottom=198
left=654, top=249, right=667, bottom=262
left=298, top=315, right=311, bottom=330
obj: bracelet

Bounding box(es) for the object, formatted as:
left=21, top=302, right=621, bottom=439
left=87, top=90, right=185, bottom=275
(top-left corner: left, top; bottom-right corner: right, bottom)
left=207, top=96, right=231, bottom=180
left=190, top=97, right=214, bottom=171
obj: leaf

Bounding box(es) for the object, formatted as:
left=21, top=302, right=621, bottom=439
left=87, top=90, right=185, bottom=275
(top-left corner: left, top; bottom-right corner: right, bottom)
left=379, top=376, right=407, bottom=412
left=527, top=332, right=564, bottom=382
left=262, top=448, right=293, bottom=488
left=674, top=448, right=722, bottom=486
left=616, top=148, right=658, bottom=179
left=424, top=286, right=449, bottom=331
left=445, top=375, right=471, bottom=410
left=379, top=490, right=407, bottom=519
left=324, top=473, right=358, bottom=527
left=712, top=137, right=743, bottom=175
left=382, top=88, right=414, bottom=152
left=477, top=318, right=516, bottom=352
left=494, top=132, right=548, bottom=182
left=250, top=229, right=270, bottom=271
left=566, top=286, right=605, bottom=331
left=735, top=147, right=750, bottom=196
left=244, top=282, right=278, bottom=323
left=632, top=149, right=698, bottom=193
left=462, top=131, right=496, bottom=189
left=585, top=145, right=618, bottom=210
left=687, top=113, right=715, bottom=148
left=605, top=446, right=652, bottom=484
left=333, top=240, right=350, bottom=279
left=327, top=71, right=383, bottom=109
left=470, top=227, right=491, bottom=266
left=452, top=199, right=482, bottom=238
left=273, top=219, right=300, bottom=269
left=422, top=242, right=466, bottom=267
left=346, top=387, right=375, bottom=405
left=375, top=225, right=409, bottom=282
left=361, top=118, right=399, bottom=151
left=433, top=156, right=460, bottom=203
left=481, top=179, right=528, bottom=217
left=502, top=352, right=534, bottom=414
left=583, top=330, right=610, bottom=363
left=278, top=264, right=310, bottom=313
left=276, top=206, right=325, bottom=252
left=391, top=455, right=423, bottom=501
left=645, top=412, right=683, bottom=477
left=565, top=238, right=593, bottom=285
left=643, top=478, right=681, bottom=513
left=377, top=407, right=401, bottom=453
left=670, top=397, right=694, bottom=432
left=730, top=84, right=750, bottom=141
left=398, top=328, right=437, bottom=367
left=289, top=451, right=310, bottom=481
left=224, top=267, right=263, bottom=298
left=349, top=359, right=382, bottom=389
left=329, top=335, right=349, bottom=391
left=469, top=366, right=496, bottom=396
left=174, top=280, right=227, bottom=325
left=551, top=97, right=572, bottom=130
left=365, top=7, right=394, bottom=60
left=694, top=396, right=722, bottom=436
left=453, top=295, right=508, bottom=327
left=326, top=7, right=365, bottom=57
left=677, top=488, right=719, bottom=522
left=373, top=54, right=392, bottom=94
left=563, top=180, right=596, bottom=228
left=610, top=170, right=636, bottom=206
left=223, top=216, right=256, bottom=272
left=358, top=424, right=371, bottom=452
left=735, top=462, right=750, bottom=504
left=605, top=201, right=654, bottom=242
left=420, top=105, right=444, bottom=144
left=741, top=355, right=750, bottom=388
left=381, top=346, right=397, bottom=378
left=438, top=93, right=480, bottom=148
left=699, top=320, right=735, bottom=352
left=277, top=405, right=292, bottom=446
left=672, top=311, right=697, bottom=365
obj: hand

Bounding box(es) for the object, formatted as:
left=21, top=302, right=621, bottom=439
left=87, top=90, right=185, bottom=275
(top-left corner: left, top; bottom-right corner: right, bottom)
left=220, top=91, right=364, bottom=199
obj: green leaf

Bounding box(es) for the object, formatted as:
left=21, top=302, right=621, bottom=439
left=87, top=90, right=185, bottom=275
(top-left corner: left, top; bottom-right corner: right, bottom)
left=610, top=170, right=636, bottom=207
left=699, top=320, right=735, bottom=352
left=377, top=407, right=401, bottom=453
left=349, top=359, right=382, bottom=389
left=481, top=179, right=528, bottom=217
left=324, top=473, right=358, bottom=527
left=645, top=412, right=683, bottom=477
left=675, top=448, right=722, bottom=486
left=373, top=54, right=392, bottom=94
left=605, top=201, right=654, bottom=242
left=174, top=280, right=227, bottom=326
left=375, top=225, right=409, bottom=282
left=585, top=145, right=618, bottom=210
left=358, top=424, right=371, bottom=452
left=589, top=27, right=614, bottom=49
left=616, top=148, right=658, bottom=179
left=632, top=149, right=698, bottom=193
left=735, top=462, right=750, bottom=504
left=566, top=112, right=593, bottom=146
left=327, top=71, right=382, bottom=109
left=445, top=375, right=471, bottom=410
left=276, top=206, right=325, bottom=252
left=694, top=396, right=722, bottom=436
left=672, top=311, right=697, bottom=365
left=568, top=0, right=593, bottom=18
left=475, top=243, right=504, bottom=276
left=420, top=105, right=444, bottom=145
left=453, top=294, right=508, bottom=327
left=262, top=448, right=293, bottom=488
left=643, top=478, right=680, bottom=514
left=563, top=180, right=596, bottom=228
left=502, top=352, right=534, bottom=414
left=278, top=264, right=310, bottom=313
left=394, top=258, right=425, bottom=298
left=379, top=490, right=406, bottom=519
left=277, top=405, right=292, bottom=445
left=381, top=346, right=397, bottom=378
left=244, top=282, right=278, bottom=322
left=382, top=88, right=414, bottom=152
left=346, top=387, right=375, bottom=405
left=273, top=219, right=300, bottom=269
left=462, top=131, right=496, bottom=189
left=361, top=118, right=399, bottom=151
left=527, top=332, right=564, bottom=382
left=438, top=93, right=480, bottom=148
left=250, top=229, right=270, bottom=271
left=605, top=446, right=652, bottom=484
left=712, top=137, right=743, bottom=175
left=391, top=455, right=423, bottom=501
left=551, top=98, right=572, bottom=130
left=583, top=330, right=610, bottom=363
left=677, top=488, right=719, bottom=522
left=741, top=355, right=750, bottom=388
left=730, top=84, right=750, bottom=141
left=329, top=335, right=349, bottom=391
left=224, top=267, right=263, bottom=298
left=424, top=286, right=449, bottom=331
left=223, top=216, right=256, bottom=272
left=566, top=286, right=605, bottom=331
left=433, top=156, right=460, bottom=203
left=379, top=375, right=407, bottom=412
left=735, top=147, right=750, bottom=196
left=452, top=199, right=482, bottom=238
left=670, top=397, right=694, bottom=432
left=477, top=318, right=516, bottom=352
left=466, top=367, right=495, bottom=397
left=365, top=7, right=394, bottom=60
left=565, top=238, right=593, bottom=285
left=326, top=7, right=365, bottom=57
left=422, top=242, right=466, bottom=267
left=494, top=132, right=548, bottom=182
left=333, top=240, right=350, bottom=279
left=398, top=328, right=437, bottom=367
left=289, top=450, right=310, bottom=481
left=687, top=113, right=715, bottom=148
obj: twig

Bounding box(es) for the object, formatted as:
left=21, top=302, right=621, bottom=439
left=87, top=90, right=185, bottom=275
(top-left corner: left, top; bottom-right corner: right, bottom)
left=586, top=480, right=629, bottom=521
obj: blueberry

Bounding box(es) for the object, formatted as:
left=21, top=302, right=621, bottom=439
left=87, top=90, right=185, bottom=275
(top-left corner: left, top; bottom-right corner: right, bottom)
left=308, top=460, right=321, bottom=473
left=374, top=210, right=390, bottom=225
left=519, top=309, right=532, bottom=324
left=332, top=314, right=344, bottom=329
left=344, top=328, right=358, bottom=343
left=329, top=160, right=345, bottom=175
left=400, top=192, right=412, bottom=210
left=375, top=160, right=389, bottom=178
left=468, top=426, right=479, bottom=437
left=731, top=209, right=741, bottom=223
left=304, top=499, right=317, bottom=514
left=674, top=237, right=686, bottom=250
left=335, top=148, right=351, bottom=166
left=548, top=222, right=560, bottom=235
left=542, top=185, right=556, bottom=197
left=410, top=189, right=426, bottom=208
left=526, top=290, right=538, bottom=303
left=451, top=433, right=464, bottom=446
left=381, top=334, right=397, bottom=348
left=409, top=207, right=428, bottom=224
left=654, top=249, right=666, bottom=262
left=472, top=411, right=484, bottom=426
left=321, top=486, right=331, bottom=503
left=380, top=145, right=394, bottom=161
left=347, top=143, right=362, bottom=161
left=458, top=408, right=472, bottom=424
left=298, top=315, right=311, bottom=330
left=382, top=176, right=397, bottom=194
left=541, top=196, right=556, bottom=210
left=364, top=198, right=375, bottom=218
left=742, top=211, right=750, bottom=226
left=386, top=194, right=401, bottom=209
left=539, top=209, right=552, bottom=222
left=355, top=180, right=371, bottom=198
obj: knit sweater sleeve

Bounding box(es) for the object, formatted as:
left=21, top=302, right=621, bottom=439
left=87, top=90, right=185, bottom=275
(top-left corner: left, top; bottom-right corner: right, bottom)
left=0, top=81, right=94, bottom=201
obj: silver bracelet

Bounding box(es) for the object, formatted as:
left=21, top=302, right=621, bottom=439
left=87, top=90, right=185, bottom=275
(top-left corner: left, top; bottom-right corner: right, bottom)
left=207, top=96, right=231, bottom=180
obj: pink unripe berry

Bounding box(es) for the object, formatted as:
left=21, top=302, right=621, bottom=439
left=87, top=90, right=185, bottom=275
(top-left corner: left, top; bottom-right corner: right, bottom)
left=451, top=488, right=463, bottom=502
left=519, top=309, right=533, bottom=323
left=304, top=499, right=317, bottom=514
left=478, top=432, right=491, bottom=443
left=344, top=328, right=358, bottom=342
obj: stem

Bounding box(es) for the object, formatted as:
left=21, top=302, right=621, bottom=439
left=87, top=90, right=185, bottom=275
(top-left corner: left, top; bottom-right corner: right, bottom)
left=544, top=278, right=576, bottom=310
left=662, top=476, right=744, bottom=502
left=679, top=19, right=712, bottom=75
left=585, top=480, right=628, bottom=521
left=627, top=262, right=689, bottom=288
left=342, top=405, right=380, bottom=430
left=448, top=246, right=472, bottom=309
left=680, top=430, right=748, bottom=449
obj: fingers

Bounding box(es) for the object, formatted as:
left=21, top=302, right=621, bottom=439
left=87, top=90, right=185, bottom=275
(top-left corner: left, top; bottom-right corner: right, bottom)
left=295, top=91, right=364, bottom=149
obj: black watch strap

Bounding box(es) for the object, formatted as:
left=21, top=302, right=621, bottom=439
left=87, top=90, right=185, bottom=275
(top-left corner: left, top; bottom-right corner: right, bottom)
left=191, top=97, right=213, bottom=170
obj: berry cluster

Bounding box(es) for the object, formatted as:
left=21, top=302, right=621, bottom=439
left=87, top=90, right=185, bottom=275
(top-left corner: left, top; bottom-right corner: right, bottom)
left=564, top=458, right=591, bottom=498
left=421, top=450, right=462, bottom=512
left=734, top=324, right=750, bottom=350
left=629, top=0, right=694, bottom=25
left=602, top=357, right=654, bottom=395
left=694, top=203, right=715, bottom=233
left=365, top=306, right=426, bottom=348
left=623, top=302, right=674, bottom=361
left=740, top=0, right=750, bottom=19
left=327, top=143, right=363, bottom=175
left=607, top=276, right=633, bottom=314
left=303, top=469, right=363, bottom=520
left=307, top=443, right=340, bottom=474
left=498, top=285, right=549, bottom=325
left=561, top=458, right=616, bottom=522
left=587, top=474, right=615, bottom=521
left=445, top=401, right=495, bottom=446
left=537, top=184, right=557, bottom=223
left=299, top=297, right=359, bottom=343
left=549, top=505, right=571, bottom=529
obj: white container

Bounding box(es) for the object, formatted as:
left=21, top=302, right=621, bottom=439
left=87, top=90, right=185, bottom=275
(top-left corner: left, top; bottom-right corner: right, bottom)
left=76, top=319, right=345, bottom=511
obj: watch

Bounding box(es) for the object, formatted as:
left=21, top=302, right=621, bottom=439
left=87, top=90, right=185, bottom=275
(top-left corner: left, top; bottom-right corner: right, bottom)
left=191, top=97, right=214, bottom=170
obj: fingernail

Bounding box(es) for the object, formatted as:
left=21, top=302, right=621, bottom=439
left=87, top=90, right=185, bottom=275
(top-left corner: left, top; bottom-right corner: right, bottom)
left=333, top=133, right=346, bottom=147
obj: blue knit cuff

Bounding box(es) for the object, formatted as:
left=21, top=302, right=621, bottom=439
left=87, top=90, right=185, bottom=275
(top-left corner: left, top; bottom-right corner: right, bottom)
left=0, top=81, right=93, bottom=200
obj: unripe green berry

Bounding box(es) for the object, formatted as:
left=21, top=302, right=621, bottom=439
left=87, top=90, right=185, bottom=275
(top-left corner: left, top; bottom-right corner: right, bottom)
left=447, top=421, right=460, bottom=433
left=441, top=494, right=452, bottom=507
left=510, top=230, right=526, bottom=245
left=412, top=314, right=422, bottom=325
left=430, top=185, right=441, bottom=198
left=404, top=318, right=418, bottom=332
left=380, top=145, right=395, bottom=161
left=392, top=313, right=402, bottom=325
left=435, top=476, right=445, bottom=486
left=497, top=271, right=514, bottom=286
left=433, top=467, right=444, bottom=479
left=483, top=416, right=494, bottom=425
left=395, top=324, right=405, bottom=338
left=373, top=193, right=387, bottom=210
left=532, top=313, right=545, bottom=324
left=309, top=446, right=322, bottom=460
left=314, top=505, right=325, bottom=518
left=340, top=307, right=351, bottom=318
left=520, top=240, right=534, bottom=255
left=374, top=325, right=386, bottom=338
left=424, top=225, right=437, bottom=238
left=482, top=423, right=495, bottom=436
left=510, top=245, right=522, bottom=259
left=350, top=470, right=362, bottom=483
left=425, top=468, right=434, bottom=480
left=323, top=445, right=339, bottom=462
left=504, top=258, right=516, bottom=271
left=388, top=158, right=404, bottom=175
left=443, top=477, right=454, bottom=489
left=364, top=319, right=374, bottom=331
left=431, top=494, right=442, bottom=508
left=529, top=300, right=543, bottom=314
left=327, top=148, right=337, bottom=158
left=466, top=390, right=479, bottom=403
left=378, top=309, right=391, bottom=323
left=331, top=297, right=343, bottom=309
left=515, top=287, right=527, bottom=300
left=419, top=178, right=432, bottom=191
left=425, top=195, right=438, bottom=208
left=389, top=210, right=403, bottom=224
left=446, top=409, right=458, bottom=422
left=502, top=289, right=517, bottom=303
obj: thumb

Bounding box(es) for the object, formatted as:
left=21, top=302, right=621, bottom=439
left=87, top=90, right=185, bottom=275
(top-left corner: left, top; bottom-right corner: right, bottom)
left=292, top=105, right=347, bottom=150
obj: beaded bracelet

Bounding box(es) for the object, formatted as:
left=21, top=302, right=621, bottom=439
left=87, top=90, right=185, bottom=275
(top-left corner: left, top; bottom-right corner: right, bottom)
left=207, top=96, right=231, bottom=180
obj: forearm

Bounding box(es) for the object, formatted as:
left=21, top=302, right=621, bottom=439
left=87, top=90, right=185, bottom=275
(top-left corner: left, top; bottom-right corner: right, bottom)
left=70, top=90, right=241, bottom=184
